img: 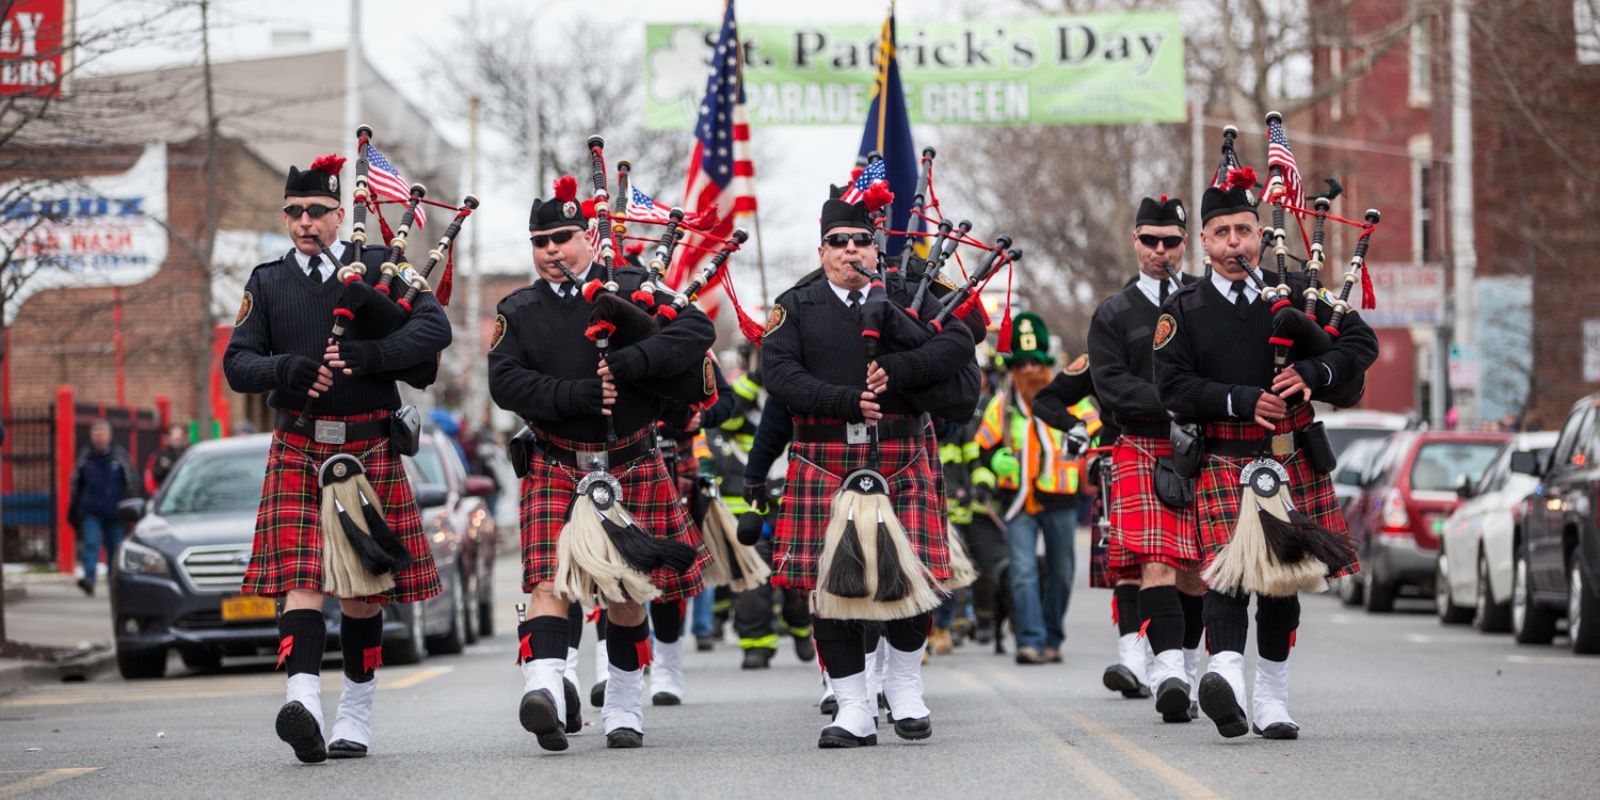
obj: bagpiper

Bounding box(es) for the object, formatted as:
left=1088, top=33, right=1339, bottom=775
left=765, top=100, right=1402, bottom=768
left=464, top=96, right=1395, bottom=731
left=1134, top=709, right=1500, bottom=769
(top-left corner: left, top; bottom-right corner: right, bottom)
left=223, top=155, right=451, bottom=763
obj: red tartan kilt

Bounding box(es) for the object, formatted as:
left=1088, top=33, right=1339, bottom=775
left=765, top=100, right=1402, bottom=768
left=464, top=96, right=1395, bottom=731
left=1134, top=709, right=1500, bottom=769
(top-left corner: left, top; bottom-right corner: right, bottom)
left=242, top=412, right=441, bottom=603
left=1108, top=435, right=1201, bottom=574
left=773, top=416, right=949, bottom=592
left=1194, top=412, right=1360, bottom=580
left=518, top=428, right=708, bottom=601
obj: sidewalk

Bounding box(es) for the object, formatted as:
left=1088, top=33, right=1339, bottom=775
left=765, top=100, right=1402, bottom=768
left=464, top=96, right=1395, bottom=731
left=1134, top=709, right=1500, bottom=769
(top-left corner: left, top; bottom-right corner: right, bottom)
left=0, top=568, right=117, bottom=692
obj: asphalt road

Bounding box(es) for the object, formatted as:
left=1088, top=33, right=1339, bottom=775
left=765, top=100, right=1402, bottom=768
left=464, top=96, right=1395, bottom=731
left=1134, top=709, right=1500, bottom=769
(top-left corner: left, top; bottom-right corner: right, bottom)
left=2, top=548, right=1597, bottom=800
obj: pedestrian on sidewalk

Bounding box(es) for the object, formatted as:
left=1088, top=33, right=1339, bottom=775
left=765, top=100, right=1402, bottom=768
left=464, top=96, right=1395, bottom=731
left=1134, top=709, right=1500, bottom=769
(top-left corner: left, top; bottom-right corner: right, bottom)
left=145, top=424, right=189, bottom=494
left=68, top=419, right=137, bottom=596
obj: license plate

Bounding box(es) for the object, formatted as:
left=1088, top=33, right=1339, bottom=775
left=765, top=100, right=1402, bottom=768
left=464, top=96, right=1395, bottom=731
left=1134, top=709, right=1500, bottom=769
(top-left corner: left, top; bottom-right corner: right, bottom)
left=221, top=595, right=277, bottom=622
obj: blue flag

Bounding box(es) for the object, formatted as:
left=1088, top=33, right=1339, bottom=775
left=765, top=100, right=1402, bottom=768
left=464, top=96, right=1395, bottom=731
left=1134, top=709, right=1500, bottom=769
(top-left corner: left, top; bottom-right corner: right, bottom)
left=855, top=11, right=919, bottom=257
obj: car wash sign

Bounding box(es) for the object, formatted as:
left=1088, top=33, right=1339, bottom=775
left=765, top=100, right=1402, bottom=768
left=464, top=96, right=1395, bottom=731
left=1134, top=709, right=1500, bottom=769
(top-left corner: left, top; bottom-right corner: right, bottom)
left=1, top=0, right=73, bottom=97
left=645, top=11, right=1184, bottom=128
left=2, top=144, right=167, bottom=324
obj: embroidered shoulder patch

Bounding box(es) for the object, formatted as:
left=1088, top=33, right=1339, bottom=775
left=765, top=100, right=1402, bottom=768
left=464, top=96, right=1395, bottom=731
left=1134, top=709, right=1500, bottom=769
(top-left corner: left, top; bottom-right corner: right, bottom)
left=702, top=356, right=716, bottom=396
left=1152, top=313, right=1177, bottom=350
left=1065, top=353, right=1090, bottom=376
left=764, top=303, right=787, bottom=335
left=234, top=291, right=253, bottom=327
left=490, top=314, right=508, bottom=351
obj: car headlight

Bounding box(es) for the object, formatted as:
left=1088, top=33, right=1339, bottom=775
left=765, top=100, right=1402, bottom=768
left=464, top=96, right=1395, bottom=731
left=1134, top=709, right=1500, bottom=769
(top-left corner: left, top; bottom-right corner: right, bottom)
left=118, top=539, right=170, bottom=576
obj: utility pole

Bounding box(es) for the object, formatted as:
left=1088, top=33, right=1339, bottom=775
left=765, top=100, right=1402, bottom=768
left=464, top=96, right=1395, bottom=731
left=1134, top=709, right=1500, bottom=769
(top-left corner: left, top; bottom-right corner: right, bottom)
left=345, top=0, right=362, bottom=240
left=195, top=0, right=220, bottom=439
left=1448, top=0, right=1476, bottom=423
left=466, top=95, right=483, bottom=425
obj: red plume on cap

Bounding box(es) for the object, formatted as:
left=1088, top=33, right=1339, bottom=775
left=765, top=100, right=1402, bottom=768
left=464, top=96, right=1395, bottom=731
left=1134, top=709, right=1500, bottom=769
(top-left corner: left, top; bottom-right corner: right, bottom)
left=580, top=198, right=598, bottom=217
left=553, top=175, right=578, bottom=203
left=1159, top=194, right=1168, bottom=203
left=625, top=242, right=646, bottom=257
left=849, top=167, right=864, bottom=183
left=863, top=181, right=895, bottom=214
left=1227, top=166, right=1258, bottom=190
left=309, top=154, right=346, bottom=174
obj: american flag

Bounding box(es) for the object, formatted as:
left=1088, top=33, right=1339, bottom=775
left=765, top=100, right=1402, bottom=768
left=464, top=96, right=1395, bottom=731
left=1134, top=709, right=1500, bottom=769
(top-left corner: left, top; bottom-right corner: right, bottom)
left=668, top=0, right=756, bottom=296
left=365, top=143, right=426, bottom=226
left=840, top=158, right=887, bottom=204
left=1266, top=118, right=1303, bottom=209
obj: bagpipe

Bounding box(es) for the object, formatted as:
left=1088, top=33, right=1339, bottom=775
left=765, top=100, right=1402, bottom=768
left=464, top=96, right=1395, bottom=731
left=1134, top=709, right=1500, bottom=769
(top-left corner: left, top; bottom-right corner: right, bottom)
left=301, top=125, right=479, bottom=599
left=552, top=134, right=763, bottom=607
left=1201, top=112, right=1376, bottom=598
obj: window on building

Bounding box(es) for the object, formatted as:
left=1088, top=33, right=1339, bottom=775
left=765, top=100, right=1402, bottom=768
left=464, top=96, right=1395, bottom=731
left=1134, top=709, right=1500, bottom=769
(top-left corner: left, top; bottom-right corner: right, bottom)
left=1579, top=0, right=1600, bottom=65
left=1409, top=18, right=1432, bottom=107
left=1329, top=46, right=1343, bottom=120
left=1410, top=135, right=1434, bottom=264
left=1419, top=164, right=1434, bottom=262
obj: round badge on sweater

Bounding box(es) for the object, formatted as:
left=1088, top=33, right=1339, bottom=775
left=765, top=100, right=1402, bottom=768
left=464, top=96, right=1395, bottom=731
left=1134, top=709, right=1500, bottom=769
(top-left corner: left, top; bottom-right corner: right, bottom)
left=764, top=303, right=786, bottom=335
left=490, top=314, right=507, bottom=351
left=1065, top=353, right=1090, bottom=376
left=1152, top=313, right=1177, bottom=350
left=234, top=291, right=253, bottom=327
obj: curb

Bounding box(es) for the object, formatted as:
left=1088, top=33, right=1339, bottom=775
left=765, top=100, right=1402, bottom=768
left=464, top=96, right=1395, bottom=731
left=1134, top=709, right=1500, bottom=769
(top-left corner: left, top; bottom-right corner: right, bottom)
left=0, top=646, right=116, bottom=695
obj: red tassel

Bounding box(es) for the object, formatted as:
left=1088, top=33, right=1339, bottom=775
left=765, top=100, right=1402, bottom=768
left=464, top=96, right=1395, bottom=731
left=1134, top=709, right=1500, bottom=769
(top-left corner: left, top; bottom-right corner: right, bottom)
left=1137, top=618, right=1151, bottom=639
left=720, top=271, right=766, bottom=344
left=517, top=633, right=532, bottom=665
left=276, top=636, right=293, bottom=670
left=996, top=310, right=1013, bottom=355
left=553, top=175, right=578, bottom=203
left=1289, top=630, right=1298, bottom=651
left=375, top=205, right=395, bottom=247
left=363, top=645, right=383, bottom=674
left=435, top=246, right=454, bottom=306
left=1360, top=267, right=1376, bottom=310
left=585, top=320, right=617, bottom=341
left=635, top=639, right=653, bottom=670
left=585, top=605, right=601, bottom=624
left=582, top=279, right=603, bottom=302
left=310, top=154, right=346, bottom=174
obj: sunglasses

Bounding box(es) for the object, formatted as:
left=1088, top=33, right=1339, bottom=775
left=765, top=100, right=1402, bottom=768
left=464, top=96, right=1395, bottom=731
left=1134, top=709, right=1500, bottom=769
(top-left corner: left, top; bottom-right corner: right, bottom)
left=530, top=230, right=578, bottom=248
left=283, top=204, right=338, bottom=220
left=1137, top=233, right=1184, bottom=250
left=824, top=232, right=876, bottom=249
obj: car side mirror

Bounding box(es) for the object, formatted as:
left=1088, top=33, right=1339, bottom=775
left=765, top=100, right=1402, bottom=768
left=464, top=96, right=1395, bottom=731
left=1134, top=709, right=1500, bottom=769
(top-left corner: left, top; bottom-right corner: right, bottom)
left=1337, top=469, right=1361, bottom=485
left=117, top=497, right=147, bottom=525
left=414, top=486, right=449, bottom=509
left=1455, top=475, right=1474, bottom=500
left=463, top=475, right=496, bottom=498
left=1509, top=450, right=1542, bottom=477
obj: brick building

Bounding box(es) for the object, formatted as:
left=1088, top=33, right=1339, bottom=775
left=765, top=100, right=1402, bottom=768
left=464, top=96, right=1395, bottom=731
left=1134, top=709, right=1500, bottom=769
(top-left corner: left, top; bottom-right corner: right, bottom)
left=1307, top=0, right=1600, bottom=426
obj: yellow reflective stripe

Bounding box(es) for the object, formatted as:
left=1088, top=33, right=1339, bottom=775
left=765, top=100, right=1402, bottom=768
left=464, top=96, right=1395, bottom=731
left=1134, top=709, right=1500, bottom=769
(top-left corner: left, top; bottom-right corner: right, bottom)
left=719, top=417, right=745, bottom=431
left=723, top=497, right=752, bottom=515
left=974, top=396, right=1005, bottom=448
left=939, top=443, right=963, bottom=464
left=733, top=374, right=761, bottom=401
left=962, top=440, right=981, bottom=461
left=741, top=635, right=780, bottom=649
left=780, top=622, right=812, bottom=638
left=1069, top=397, right=1103, bottom=437
left=971, top=467, right=996, bottom=488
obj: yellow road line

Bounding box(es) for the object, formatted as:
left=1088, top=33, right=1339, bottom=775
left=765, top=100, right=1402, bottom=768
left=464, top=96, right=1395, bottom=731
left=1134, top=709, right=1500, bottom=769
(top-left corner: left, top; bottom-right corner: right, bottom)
left=383, top=666, right=450, bottom=690
left=980, top=664, right=1222, bottom=800
left=0, top=666, right=451, bottom=708
left=0, top=768, right=99, bottom=799
left=948, top=669, right=1135, bottom=800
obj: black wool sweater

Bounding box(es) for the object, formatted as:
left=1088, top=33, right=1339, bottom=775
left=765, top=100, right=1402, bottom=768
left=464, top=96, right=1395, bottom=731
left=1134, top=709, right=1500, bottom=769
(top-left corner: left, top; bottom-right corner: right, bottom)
left=487, top=265, right=716, bottom=445
left=222, top=244, right=453, bottom=416
left=1153, top=270, right=1379, bottom=424
left=1087, top=275, right=1196, bottom=430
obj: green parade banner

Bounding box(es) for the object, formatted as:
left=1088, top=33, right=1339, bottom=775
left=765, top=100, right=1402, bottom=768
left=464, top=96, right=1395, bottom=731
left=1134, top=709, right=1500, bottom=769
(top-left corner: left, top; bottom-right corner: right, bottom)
left=644, top=11, right=1185, bottom=129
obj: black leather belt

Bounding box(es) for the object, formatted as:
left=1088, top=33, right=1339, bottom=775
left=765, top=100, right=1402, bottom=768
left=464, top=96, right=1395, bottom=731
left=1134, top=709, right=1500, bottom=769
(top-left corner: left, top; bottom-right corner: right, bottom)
left=794, top=416, right=925, bottom=444
left=275, top=412, right=390, bottom=445
left=534, top=434, right=657, bottom=470
left=1120, top=420, right=1170, bottom=439
left=1207, top=430, right=1309, bottom=458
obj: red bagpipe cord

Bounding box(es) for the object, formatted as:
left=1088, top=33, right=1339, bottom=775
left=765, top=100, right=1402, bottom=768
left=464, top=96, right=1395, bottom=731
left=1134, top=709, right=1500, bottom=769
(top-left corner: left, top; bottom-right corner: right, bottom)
left=1266, top=189, right=1381, bottom=311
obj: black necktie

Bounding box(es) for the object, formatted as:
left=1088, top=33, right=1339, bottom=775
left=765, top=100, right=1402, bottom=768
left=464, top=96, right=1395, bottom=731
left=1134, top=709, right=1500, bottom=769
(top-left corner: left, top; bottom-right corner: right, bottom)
left=1232, top=280, right=1250, bottom=312
left=1158, top=278, right=1169, bottom=305
left=308, top=255, right=327, bottom=282
left=847, top=290, right=863, bottom=322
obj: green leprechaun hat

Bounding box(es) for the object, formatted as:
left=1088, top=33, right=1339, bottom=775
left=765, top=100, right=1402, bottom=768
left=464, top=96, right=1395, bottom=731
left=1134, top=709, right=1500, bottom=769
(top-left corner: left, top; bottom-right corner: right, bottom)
left=1001, top=311, right=1054, bottom=367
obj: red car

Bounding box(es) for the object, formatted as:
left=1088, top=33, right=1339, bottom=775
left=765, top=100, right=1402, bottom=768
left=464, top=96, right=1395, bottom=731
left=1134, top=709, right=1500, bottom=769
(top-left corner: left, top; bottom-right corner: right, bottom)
left=1344, top=430, right=1511, bottom=612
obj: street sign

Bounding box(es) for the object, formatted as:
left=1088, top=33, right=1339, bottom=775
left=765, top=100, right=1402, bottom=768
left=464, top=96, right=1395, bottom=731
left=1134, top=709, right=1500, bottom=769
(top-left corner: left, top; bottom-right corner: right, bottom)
left=0, top=0, right=73, bottom=98
left=1360, top=261, right=1445, bottom=327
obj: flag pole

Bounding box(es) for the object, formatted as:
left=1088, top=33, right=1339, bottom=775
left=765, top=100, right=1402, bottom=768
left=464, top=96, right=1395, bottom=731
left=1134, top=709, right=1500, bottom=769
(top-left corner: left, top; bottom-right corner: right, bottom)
left=730, top=3, right=769, bottom=303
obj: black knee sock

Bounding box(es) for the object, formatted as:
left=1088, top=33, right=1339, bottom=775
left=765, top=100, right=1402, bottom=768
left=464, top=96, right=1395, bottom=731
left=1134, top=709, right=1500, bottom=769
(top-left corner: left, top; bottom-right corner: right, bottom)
left=1113, top=583, right=1141, bottom=636
left=885, top=612, right=932, bottom=652
left=649, top=599, right=685, bottom=644
left=567, top=602, right=584, bottom=649
left=861, top=622, right=883, bottom=654
left=278, top=609, right=326, bottom=678
left=594, top=608, right=608, bottom=643
left=1255, top=594, right=1300, bottom=662
left=340, top=612, right=384, bottom=682
left=1202, top=590, right=1249, bottom=655
left=1139, top=586, right=1184, bottom=655
left=517, top=615, right=569, bottom=666
left=815, top=617, right=866, bottom=678
left=1180, top=591, right=1205, bottom=650
left=605, top=619, right=651, bottom=672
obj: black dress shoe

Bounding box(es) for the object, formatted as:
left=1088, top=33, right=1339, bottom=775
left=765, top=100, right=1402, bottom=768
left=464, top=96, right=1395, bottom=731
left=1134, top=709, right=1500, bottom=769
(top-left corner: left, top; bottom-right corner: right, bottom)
left=1156, top=677, right=1193, bottom=723
left=606, top=728, right=644, bottom=748
left=742, top=647, right=774, bottom=670
left=1101, top=664, right=1150, bottom=698
left=590, top=679, right=606, bottom=708
left=1198, top=674, right=1249, bottom=738
left=77, top=578, right=95, bottom=597
left=820, top=694, right=838, bottom=716
left=1252, top=721, right=1300, bottom=740
left=818, top=726, right=877, bottom=748
left=563, top=679, right=582, bottom=734
left=652, top=691, right=681, bottom=706
left=275, top=701, right=327, bottom=764
left=519, top=688, right=569, bottom=752
left=793, top=635, right=816, bottom=663
left=327, top=739, right=368, bottom=758
left=893, top=715, right=932, bottom=741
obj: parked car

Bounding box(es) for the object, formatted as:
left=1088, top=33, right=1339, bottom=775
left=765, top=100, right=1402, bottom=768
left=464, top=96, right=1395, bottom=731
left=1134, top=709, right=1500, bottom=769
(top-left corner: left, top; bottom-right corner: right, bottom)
left=111, top=430, right=495, bottom=679
left=405, top=428, right=500, bottom=649
left=1436, top=431, right=1558, bottom=630
left=1332, top=435, right=1395, bottom=606
left=1319, top=409, right=1417, bottom=460
left=1508, top=395, right=1600, bottom=653
left=1342, top=430, right=1510, bottom=612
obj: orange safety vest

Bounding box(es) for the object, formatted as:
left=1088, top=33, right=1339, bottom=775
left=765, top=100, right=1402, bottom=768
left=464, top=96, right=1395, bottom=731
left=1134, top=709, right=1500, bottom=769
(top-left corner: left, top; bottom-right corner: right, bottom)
left=974, top=391, right=1086, bottom=513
